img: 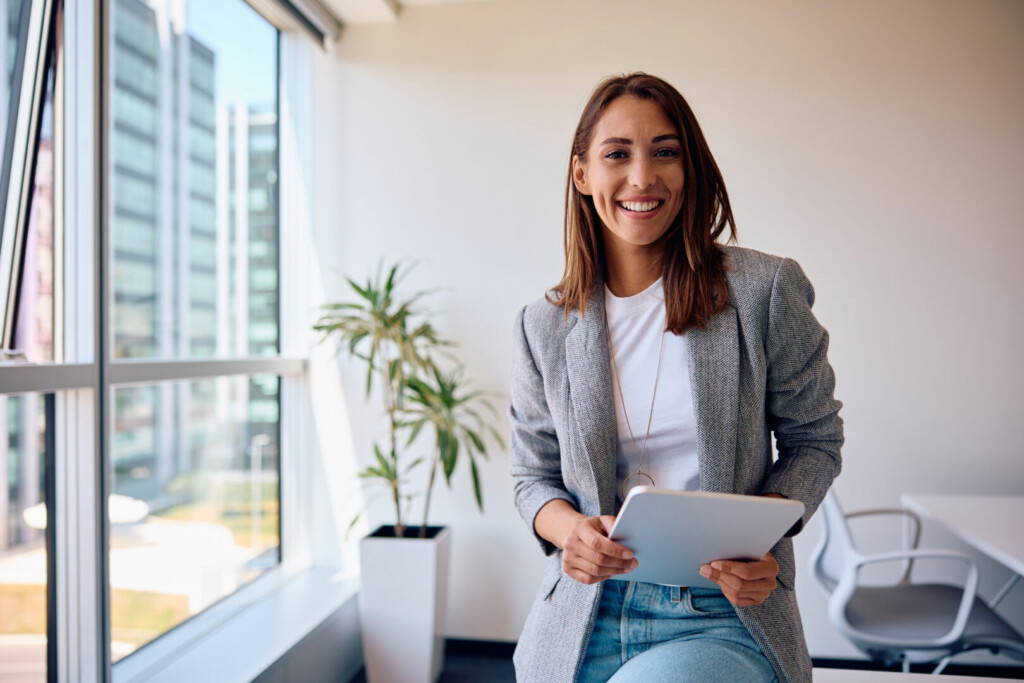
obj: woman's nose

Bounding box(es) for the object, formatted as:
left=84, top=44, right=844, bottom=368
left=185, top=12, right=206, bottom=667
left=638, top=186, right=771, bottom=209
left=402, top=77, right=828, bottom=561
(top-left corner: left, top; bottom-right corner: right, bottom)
left=628, top=156, right=655, bottom=189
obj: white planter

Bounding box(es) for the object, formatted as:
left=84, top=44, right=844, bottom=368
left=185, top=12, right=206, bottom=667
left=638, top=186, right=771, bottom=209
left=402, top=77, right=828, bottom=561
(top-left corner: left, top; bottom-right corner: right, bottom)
left=359, top=525, right=451, bottom=683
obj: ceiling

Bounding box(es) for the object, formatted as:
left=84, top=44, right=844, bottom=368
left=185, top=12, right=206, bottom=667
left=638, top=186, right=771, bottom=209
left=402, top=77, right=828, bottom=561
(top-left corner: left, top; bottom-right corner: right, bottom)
left=323, top=0, right=494, bottom=24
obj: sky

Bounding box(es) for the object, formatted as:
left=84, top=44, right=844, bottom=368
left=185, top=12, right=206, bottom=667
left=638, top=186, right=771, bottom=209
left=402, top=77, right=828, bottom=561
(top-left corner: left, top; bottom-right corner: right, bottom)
left=186, top=0, right=278, bottom=112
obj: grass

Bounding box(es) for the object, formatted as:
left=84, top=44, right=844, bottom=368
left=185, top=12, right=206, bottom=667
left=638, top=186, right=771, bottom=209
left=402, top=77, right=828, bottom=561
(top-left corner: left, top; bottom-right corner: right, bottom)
left=0, top=583, right=189, bottom=649
left=2, top=480, right=278, bottom=646
left=153, top=497, right=279, bottom=549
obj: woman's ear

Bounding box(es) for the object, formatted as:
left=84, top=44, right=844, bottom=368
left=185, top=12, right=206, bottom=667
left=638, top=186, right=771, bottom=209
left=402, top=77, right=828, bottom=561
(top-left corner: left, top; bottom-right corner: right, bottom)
left=572, top=156, right=590, bottom=196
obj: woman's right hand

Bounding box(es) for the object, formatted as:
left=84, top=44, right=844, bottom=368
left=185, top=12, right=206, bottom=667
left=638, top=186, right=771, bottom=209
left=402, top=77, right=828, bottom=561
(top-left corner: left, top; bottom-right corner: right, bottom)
left=561, top=515, right=638, bottom=585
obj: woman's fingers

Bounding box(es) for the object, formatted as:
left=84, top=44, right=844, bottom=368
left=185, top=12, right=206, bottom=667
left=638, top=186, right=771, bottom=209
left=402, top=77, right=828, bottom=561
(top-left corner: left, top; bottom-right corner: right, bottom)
left=582, top=516, right=634, bottom=560
left=699, top=553, right=780, bottom=606
left=563, top=515, right=638, bottom=583
left=571, top=542, right=636, bottom=572
left=708, top=572, right=776, bottom=594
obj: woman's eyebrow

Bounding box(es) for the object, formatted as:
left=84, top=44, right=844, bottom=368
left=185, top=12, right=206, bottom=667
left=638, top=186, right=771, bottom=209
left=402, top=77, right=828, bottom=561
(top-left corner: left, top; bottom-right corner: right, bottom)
left=599, top=134, right=681, bottom=145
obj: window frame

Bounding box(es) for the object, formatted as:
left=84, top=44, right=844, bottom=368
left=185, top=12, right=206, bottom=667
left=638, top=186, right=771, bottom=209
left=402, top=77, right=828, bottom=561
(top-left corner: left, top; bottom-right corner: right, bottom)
left=1, top=1, right=320, bottom=681
left=0, top=0, right=57, bottom=349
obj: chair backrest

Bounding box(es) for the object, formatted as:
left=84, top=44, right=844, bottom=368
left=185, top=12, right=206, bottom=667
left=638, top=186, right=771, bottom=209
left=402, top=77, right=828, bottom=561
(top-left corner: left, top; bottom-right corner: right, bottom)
left=810, top=489, right=859, bottom=594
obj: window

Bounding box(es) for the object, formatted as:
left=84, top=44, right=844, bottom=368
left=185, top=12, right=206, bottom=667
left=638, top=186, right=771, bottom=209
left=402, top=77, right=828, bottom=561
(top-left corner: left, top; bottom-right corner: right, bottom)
left=109, top=375, right=280, bottom=661
left=0, top=0, right=314, bottom=680
left=107, top=0, right=283, bottom=663
left=0, top=392, right=52, bottom=682
left=110, top=0, right=279, bottom=363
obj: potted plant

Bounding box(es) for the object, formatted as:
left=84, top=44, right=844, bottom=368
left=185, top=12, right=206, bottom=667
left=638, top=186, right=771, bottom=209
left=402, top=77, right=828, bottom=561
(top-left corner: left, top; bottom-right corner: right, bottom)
left=314, top=262, right=503, bottom=683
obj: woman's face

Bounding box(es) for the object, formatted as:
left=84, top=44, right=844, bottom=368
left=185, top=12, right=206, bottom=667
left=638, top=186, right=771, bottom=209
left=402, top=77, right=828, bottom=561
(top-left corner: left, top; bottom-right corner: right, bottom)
left=573, top=95, right=685, bottom=251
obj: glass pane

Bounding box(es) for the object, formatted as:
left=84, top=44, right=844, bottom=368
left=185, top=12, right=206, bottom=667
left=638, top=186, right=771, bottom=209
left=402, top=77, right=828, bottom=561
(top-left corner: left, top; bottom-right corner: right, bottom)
left=12, top=58, right=54, bottom=362
left=0, top=393, right=50, bottom=683
left=0, top=0, right=30, bottom=201
left=0, top=0, right=31, bottom=346
left=109, top=0, right=279, bottom=360
left=109, top=374, right=280, bottom=662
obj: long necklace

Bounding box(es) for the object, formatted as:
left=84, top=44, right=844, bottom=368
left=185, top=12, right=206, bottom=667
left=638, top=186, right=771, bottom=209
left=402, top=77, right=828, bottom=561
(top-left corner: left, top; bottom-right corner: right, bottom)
left=604, top=303, right=666, bottom=501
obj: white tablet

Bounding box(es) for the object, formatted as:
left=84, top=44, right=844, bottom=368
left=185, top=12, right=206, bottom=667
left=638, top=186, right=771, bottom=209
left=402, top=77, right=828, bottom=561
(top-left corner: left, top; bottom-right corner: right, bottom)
left=607, top=487, right=805, bottom=588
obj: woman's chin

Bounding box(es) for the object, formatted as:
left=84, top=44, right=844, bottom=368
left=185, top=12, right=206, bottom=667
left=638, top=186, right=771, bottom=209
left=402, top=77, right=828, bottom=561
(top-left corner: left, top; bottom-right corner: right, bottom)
left=607, top=225, right=669, bottom=249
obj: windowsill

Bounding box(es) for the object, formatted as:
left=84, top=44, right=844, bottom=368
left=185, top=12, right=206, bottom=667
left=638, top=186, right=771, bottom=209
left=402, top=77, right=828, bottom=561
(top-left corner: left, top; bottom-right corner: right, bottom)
left=113, top=566, right=358, bottom=683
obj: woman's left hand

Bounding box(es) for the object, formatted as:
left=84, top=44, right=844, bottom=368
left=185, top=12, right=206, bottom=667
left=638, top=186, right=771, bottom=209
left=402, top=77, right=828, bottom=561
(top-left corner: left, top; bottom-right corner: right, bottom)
left=699, top=553, right=779, bottom=607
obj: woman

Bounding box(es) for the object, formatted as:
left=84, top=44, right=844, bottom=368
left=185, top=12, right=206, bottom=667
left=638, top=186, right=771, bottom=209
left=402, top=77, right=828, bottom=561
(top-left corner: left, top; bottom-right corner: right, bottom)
left=508, top=72, right=843, bottom=683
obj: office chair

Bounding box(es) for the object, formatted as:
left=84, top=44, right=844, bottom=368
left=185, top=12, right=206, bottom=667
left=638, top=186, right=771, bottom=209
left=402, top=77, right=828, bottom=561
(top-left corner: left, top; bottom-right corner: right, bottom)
left=810, top=489, right=1024, bottom=674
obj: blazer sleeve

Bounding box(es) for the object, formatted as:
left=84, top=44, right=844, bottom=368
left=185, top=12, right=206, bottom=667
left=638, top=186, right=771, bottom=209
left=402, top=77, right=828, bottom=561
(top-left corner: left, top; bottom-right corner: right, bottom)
left=509, top=305, right=577, bottom=556
left=759, top=258, right=844, bottom=536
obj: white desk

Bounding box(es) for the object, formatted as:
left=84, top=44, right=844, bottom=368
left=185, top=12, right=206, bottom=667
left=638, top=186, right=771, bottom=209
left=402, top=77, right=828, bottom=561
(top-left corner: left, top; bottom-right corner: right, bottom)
left=901, top=494, right=1024, bottom=576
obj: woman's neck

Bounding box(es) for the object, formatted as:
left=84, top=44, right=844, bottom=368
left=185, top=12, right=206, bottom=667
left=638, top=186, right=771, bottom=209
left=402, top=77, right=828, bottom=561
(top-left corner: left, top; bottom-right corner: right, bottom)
left=603, top=236, right=663, bottom=298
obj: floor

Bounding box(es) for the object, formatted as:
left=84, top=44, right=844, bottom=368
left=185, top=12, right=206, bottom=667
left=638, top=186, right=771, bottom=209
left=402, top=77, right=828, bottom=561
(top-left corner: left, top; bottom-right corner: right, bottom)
left=347, top=652, right=514, bottom=683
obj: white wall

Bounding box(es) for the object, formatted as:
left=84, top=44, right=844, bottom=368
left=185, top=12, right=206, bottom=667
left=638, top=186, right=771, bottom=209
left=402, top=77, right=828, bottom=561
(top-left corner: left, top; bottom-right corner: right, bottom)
left=309, top=0, right=1024, bottom=662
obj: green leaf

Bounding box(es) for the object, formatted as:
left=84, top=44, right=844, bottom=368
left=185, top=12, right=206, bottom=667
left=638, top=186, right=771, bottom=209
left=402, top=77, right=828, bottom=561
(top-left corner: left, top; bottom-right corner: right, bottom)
left=404, top=418, right=427, bottom=448
left=470, top=458, right=484, bottom=512
left=384, top=263, right=400, bottom=297
left=442, top=437, right=458, bottom=483
left=359, top=467, right=385, bottom=479
left=465, top=428, right=486, bottom=455
left=344, top=510, right=363, bottom=542
left=486, top=424, right=506, bottom=449
left=374, top=445, right=396, bottom=479
left=403, top=457, right=425, bottom=474
left=346, top=276, right=371, bottom=301
left=347, top=331, right=369, bottom=354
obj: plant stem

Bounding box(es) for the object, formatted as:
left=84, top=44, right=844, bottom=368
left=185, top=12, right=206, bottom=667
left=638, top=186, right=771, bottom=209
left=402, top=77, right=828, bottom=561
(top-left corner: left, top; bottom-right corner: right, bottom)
left=419, top=450, right=440, bottom=538
left=383, top=362, right=404, bottom=538
left=391, top=478, right=404, bottom=538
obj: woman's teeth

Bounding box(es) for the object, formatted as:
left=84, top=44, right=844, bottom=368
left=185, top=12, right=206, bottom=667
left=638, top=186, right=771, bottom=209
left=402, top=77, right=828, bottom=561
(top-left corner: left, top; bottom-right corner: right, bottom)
left=618, top=200, right=663, bottom=212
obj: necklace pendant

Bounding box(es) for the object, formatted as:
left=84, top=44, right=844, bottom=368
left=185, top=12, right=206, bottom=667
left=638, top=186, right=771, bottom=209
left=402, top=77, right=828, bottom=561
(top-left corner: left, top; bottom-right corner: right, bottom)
left=619, top=471, right=656, bottom=501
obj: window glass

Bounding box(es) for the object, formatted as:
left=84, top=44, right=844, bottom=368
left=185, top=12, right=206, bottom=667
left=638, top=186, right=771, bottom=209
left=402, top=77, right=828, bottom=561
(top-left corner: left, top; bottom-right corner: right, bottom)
left=0, top=393, right=50, bottom=683
left=109, top=374, right=280, bottom=661
left=110, top=0, right=279, bottom=360
left=1, top=0, right=30, bottom=199
left=12, top=59, right=54, bottom=362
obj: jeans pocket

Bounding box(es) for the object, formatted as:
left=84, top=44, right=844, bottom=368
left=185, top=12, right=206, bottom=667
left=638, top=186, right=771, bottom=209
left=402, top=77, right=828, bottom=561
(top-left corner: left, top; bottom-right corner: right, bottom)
left=686, top=587, right=735, bottom=616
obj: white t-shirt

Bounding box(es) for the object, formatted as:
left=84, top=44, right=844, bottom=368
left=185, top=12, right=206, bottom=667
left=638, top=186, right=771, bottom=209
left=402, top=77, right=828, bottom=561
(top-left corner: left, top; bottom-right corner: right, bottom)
left=604, top=276, right=699, bottom=502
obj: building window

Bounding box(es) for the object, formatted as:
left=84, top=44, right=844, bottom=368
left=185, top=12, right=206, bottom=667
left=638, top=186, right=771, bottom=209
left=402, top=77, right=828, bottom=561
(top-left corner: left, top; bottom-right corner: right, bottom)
left=0, top=392, right=51, bottom=682
left=110, top=0, right=279, bottom=362
left=109, top=375, right=280, bottom=661
left=107, top=0, right=281, bottom=662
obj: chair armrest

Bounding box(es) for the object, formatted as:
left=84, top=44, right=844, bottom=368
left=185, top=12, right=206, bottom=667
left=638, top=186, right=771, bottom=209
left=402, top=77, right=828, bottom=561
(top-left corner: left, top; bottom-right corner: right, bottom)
left=844, top=508, right=923, bottom=584
left=829, top=549, right=979, bottom=649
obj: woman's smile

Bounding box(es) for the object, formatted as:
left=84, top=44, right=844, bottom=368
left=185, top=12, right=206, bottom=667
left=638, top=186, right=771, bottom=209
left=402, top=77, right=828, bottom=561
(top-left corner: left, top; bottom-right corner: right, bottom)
left=617, top=196, right=666, bottom=219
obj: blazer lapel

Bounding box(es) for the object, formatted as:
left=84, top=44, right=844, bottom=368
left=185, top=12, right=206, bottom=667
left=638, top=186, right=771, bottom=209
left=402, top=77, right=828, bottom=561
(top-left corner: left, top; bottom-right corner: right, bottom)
left=564, top=287, right=618, bottom=516
left=687, top=304, right=739, bottom=493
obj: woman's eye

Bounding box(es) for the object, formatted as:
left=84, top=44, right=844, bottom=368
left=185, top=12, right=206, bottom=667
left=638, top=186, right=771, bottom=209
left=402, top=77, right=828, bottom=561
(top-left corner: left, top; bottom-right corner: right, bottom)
left=655, top=148, right=680, bottom=158
left=604, top=150, right=627, bottom=160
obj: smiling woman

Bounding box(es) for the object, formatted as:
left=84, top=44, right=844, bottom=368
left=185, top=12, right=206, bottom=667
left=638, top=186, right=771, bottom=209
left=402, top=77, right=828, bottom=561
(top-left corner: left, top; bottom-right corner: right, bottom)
left=508, top=73, right=844, bottom=683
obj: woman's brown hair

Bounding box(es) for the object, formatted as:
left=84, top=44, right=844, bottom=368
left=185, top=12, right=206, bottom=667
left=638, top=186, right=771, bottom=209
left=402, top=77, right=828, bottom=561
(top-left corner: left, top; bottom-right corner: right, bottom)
left=548, top=72, right=737, bottom=334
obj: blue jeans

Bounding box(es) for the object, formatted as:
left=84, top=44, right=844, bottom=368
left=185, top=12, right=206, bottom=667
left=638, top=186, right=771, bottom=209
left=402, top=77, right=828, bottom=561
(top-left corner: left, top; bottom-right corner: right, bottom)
left=576, top=580, right=779, bottom=683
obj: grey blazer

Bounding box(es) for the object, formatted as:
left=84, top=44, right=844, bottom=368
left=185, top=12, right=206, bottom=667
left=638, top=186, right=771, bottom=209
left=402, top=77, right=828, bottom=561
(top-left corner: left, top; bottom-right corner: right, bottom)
left=508, top=245, right=844, bottom=683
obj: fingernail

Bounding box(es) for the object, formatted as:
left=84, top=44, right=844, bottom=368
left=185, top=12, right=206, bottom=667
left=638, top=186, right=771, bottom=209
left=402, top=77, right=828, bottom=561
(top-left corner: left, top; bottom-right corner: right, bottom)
left=699, top=566, right=711, bottom=578
left=623, top=552, right=633, bottom=560
left=711, top=562, right=723, bottom=571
